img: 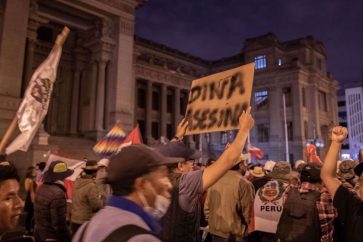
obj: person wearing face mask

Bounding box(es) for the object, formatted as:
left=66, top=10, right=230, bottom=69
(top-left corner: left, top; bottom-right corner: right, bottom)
left=72, top=144, right=181, bottom=242
left=156, top=107, right=255, bottom=242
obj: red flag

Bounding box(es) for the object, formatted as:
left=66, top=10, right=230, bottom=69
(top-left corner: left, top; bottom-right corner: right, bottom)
left=124, top=125, right=143, bottom=144
left=247, top=143, right=264, bottom=160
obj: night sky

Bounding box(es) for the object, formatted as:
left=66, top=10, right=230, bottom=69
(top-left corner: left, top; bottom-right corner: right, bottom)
left=135, top=0, right=363, bottom=86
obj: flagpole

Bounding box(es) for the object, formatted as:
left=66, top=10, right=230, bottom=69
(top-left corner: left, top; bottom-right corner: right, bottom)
left=0, top=116, right=18, bottom=154
left=0, top=26, right=70, bottom=155
left=282, top=93, right=289, bottom=163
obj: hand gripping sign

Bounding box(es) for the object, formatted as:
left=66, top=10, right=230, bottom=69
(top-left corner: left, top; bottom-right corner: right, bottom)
left=185, top=63, right=254, bottom=135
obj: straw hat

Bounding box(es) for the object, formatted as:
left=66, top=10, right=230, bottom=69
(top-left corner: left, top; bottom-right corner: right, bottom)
left=250, top=166, right=265, bottom=177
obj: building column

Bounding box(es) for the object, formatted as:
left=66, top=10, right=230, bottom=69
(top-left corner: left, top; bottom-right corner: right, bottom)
left=70, top=68, right=81, bottom=135
left=146, top=80, right=153, bottom=143
left=23, top=38, right=36, bottom=91
left=161, top=84, right=167, bottom=137
left=174, top=87, right=181, bottom=131
left=89, top=61, right=98, bottom=131
left=95, top=60, right=107, bottom=132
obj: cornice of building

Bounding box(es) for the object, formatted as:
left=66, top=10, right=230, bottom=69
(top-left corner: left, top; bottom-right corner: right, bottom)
left=134, top=35, right=209, bottom=66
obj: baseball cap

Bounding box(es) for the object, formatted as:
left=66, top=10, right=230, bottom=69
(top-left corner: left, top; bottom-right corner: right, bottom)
left=300, top=163, right=322, bottom=183
left=107, top=144, right=181, bottom=186
left=154, top=142, right=201, bottom=161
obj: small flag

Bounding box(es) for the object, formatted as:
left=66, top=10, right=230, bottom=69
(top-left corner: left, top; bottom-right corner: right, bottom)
left=247, top=143, right=264, bottom=160
left=5, top=27, right=69, bottom=155
left=123, top=125, right=143, bottom=145
left=93, top=123, right=127, bottom=157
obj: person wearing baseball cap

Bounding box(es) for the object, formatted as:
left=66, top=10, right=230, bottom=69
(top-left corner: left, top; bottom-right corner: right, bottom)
left=155, top=107, right=255, bottom=242
left=72, top=144, right=181, bottom=242
left=34, top=161, right=73, bottom=242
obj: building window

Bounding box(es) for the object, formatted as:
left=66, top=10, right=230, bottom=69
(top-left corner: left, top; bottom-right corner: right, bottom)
left=338, top=100, right=346, bottom=107
left=338, top=112, right=347, bottom=119
left=304, top=121, right=308, bottom=139
left=152, top=86, right=161, bottom=111
left=302, top=87, right=306, bottom=107
left=137, top=80, right=146, bottom=109
left=166, top=124, right=173, bottom=140
left=319, top=91, right=328, bottom=112
left=257, top=124, right=269, bottom=142
left=254, top=55, right=267, bottom=69
left=255, top=90, right=268, bottom=110
left=287, top=121, right=293, bottom=141
left=180, top=91, right=188, bottom=115
left=278, top=58, right=283, bottom=66
left=137, top=120, right=146, bottom=142
left=167, top=89, right=174, bottom=113
left=37, top=27, right=53, bottom=42
left=283, top=87, right=292, bottom=107
left=152, top=122, right=159, bottom=139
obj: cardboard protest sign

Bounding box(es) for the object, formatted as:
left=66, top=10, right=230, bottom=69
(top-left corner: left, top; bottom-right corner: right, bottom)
left=185, top=63, right=254, bottom=135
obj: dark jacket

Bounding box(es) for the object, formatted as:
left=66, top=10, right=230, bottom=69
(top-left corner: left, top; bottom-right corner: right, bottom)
left=34, top=182, right=71, bottom=242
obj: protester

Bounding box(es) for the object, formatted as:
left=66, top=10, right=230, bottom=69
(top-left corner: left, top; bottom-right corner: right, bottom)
left=96, top=158, right=112, bottom=199
left=70, top=160, right=104, bottom=235
left=156, top=107, right=254, bottom=242
left=263, top=160, right=276, bottom=175
left=24, top=166, right=36, bottom=235
left=277, top=163, right=337, bottom=242
left=72, top=144, right=180, bottom=242
left=337, top=159, right=358, bottom=187
left=35, top=162, right=46, bottom=186
left=321, top=126, right=363, bottom=242
left=0, top=162, right=24, bottom=240
left=34, top=161, right=73, bottom=242
left=248, top=165, right=270, bottom=191
left=248, top=161, right=292, bottom=242
left=294, top=160, right=306, bottom=172
left=204, top=157, right=255, bottom=242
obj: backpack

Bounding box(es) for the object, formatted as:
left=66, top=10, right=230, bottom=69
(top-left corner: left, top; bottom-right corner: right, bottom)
left=78, top=223, right=159, bottom=242
left=276, top=187, right=321, bottom=242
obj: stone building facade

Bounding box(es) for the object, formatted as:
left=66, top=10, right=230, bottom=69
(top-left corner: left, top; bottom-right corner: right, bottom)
left=0, top=1, right=338, bottom=171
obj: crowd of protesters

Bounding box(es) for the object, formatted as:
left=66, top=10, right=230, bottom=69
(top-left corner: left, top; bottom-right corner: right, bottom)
left=1, top=109, right=363, bottom=242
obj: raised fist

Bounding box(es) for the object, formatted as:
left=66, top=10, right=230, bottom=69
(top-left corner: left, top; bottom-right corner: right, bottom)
left=331, top=126, right=348, bottom=143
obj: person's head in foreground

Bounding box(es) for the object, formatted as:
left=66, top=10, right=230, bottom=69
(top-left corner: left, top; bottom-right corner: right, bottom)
left=0, top=162, right=24, bottom=236
left=107, top=144, right=180, bottom=219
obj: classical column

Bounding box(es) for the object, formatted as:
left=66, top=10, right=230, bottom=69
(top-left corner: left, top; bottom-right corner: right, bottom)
left=146, top=80, right=153, bottom=143
left=174, top=87, right=181, bottom=131
left=95, top=60, right=107, bottom=131
left=0, top=0, right=29, bottom=96
left=89, top=61, right=98, bottom=130
left=70, top=67, right=81, bottom=134
left=161, top=84, right=167, bottom=137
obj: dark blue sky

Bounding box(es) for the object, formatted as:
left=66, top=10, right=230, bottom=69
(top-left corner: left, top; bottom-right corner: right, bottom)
left=135, top=0, right=363, bottom=86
